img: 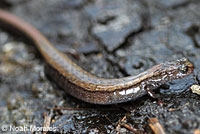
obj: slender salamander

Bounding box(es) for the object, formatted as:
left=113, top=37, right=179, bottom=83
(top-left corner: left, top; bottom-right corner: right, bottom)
left=0, top=10, right=194, bottom=104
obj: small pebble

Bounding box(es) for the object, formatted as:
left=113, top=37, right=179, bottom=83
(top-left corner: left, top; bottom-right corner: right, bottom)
left=190, top=85, right=200, bottom=95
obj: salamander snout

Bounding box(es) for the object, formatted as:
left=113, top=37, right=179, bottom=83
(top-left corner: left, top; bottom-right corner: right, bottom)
left=178, top=58, right=194, bottom=75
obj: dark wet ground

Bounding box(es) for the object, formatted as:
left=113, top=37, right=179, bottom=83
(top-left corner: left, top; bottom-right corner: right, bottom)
left=0, top=0, right=200, bottom=134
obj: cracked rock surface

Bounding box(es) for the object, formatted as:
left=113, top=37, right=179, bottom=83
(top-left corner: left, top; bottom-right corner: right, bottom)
left=0, top=0, right=200, bottom=133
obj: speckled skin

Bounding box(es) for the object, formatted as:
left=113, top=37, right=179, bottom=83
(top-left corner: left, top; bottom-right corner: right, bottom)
left=0, top=10, right=194, bottom=104
left=44, top=58, right=194, bottom=104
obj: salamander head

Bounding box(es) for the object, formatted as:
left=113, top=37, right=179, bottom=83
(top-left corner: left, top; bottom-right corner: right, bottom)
left=149, top=57, right=194, bottom=83
left=159, top=57, right=194, bottom=80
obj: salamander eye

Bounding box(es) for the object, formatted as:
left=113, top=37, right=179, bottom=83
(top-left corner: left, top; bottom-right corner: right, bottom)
left=179, top=64, right=188, bottom=74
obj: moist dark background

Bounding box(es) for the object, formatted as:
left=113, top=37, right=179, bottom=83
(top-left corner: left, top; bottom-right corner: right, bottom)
left=0, top=0, right=200, bottom=134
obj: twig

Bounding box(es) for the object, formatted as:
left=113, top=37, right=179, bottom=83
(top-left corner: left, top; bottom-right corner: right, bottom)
left=168, top=102, right=189, bottom=112
left=121, top=123, right=146, bottom=134
left=43, top=112, right=52, bottom=134
left=116, top=116, right=126, bottom=134
left=194, top=129, right=200, bottom=134
left=149, top=118, right=166, bottom=134
left=116, top=115, right=145, bottom=134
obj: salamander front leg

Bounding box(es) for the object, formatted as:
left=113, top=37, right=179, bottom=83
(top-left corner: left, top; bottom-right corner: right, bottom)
left=145, top=87, right=163, bottom=106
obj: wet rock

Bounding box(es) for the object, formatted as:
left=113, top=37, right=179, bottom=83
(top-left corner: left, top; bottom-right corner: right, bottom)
left=116, top=29, right=175, bottom=75
left=64, top=0, right=88, bottom=8
left=79, top=53, right=123, bottom=78
left=0, top=31, right=9, bottom=45
left=116, top=27, right=196, bottom=75
left=86, top=0, right=142, bottom=51
left=52, top=110, right=123, bottom=133
left=147, top=0, right=189, bottom=8
left=76, top=43, right=100, bottom=54
left=195, top=33, right=200, bottom=47
left=11, top=0, right=95, bottom=52
left=160, top=74, right=195, bottom=94
left=123, top=55, right=155, bottom=75
left=150, top=2, right=200, bottom=31
left=159, top=0, right=189, bottom=8
left=129, top=91, right=200, bottom=134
